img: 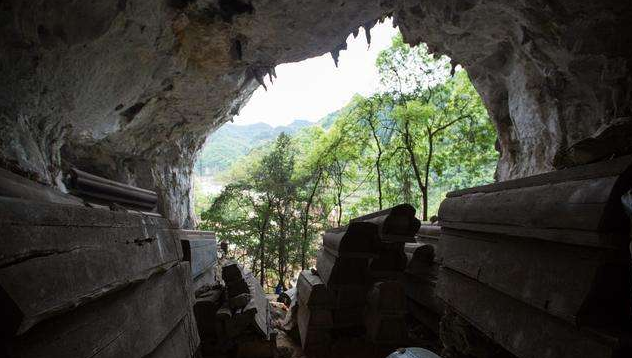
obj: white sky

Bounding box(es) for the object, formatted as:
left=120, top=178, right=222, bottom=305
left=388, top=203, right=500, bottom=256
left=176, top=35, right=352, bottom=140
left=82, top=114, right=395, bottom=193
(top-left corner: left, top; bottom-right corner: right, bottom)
left=233, top=19, right=399, bottom=126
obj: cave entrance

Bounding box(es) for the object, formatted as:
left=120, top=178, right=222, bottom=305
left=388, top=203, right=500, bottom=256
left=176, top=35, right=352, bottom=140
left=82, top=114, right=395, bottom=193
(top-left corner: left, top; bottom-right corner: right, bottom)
left=193, top=17, right=498, bottom=291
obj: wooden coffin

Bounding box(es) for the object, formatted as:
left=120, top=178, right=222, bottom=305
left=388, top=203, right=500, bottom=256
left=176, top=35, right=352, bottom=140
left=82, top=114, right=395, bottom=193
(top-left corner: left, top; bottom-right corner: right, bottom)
left=316, top=249, right=370, bottom=288
left=67, top=168, right=158, bottom=211
left=440, top=229, right=626, bottom=324
left=13, top=262, right=197, bottom=358
left=322, top=222, right=379, bottom=258
left=350, top=204, right=421, bottom=242
left=278, top=287, right=296, bottom=307
left=297, top=270, right=333, bottom=308
left=178, top=230, right=217, bottom=290
left=329, top=285, right=368, bottom=308
left=436, top=156, right=632, bottom=358
left=0, top=197, right=183, bottom=336
left=366, top=281, right=406, bottom=315
left=370, top=242, right=407, bottom=273
left=298, top=304, right=333, bottom=330
left=365, top=312, right=407, bottom=345
left=406, top=299, right=440, bottom=334
left=145, top=312, right=200, bottom=358
left=439, top=155, right=632, bottom=248
left=332, top=307, right=365, bottom=328
left=405, top=243, right=439, bottom=279
left=403, top=274, right=443, bottom=315
left=438, top=268, right=621, bottom=358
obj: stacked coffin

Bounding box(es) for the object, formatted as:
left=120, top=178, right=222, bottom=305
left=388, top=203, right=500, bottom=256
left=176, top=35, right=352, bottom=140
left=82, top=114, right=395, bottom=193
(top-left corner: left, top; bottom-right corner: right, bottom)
left=365, top=281, right=408, bottom=345
left=0, top=169, right=199, bottom=358
left=296, top=270, right=334, bottom=353
left=178, top=230, right=218, bottom=291
left=215, top=261, right=275, bottom=358
left=351, top=204, right=421, bottom=281
left=403, top=242, right=443, bottom=334
left=316, top=222, right=379, bottom=331
left=437, top=155, right=632, bottom=358
left=350, top=204, right=422, bottom=345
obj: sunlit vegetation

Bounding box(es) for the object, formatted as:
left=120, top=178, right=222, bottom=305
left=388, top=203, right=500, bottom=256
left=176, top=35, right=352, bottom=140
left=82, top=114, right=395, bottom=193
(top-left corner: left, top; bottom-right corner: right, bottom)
left=197, top=34, right=498, bottom=290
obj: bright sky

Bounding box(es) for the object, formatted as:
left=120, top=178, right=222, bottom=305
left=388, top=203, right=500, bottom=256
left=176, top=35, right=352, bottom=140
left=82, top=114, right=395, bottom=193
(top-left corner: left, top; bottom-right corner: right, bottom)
left=233, top=19, right=399, bottom=126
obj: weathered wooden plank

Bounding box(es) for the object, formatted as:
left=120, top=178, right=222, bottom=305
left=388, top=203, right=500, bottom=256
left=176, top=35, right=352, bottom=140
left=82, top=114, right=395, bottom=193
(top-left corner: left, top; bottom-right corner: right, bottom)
left=329, top=285, right=367, bottom=308
left=298, top=304, right=333, bottom=329
left=322, top=222, right=379, bottom=258
left=0, top=167, right=82, bottom=206
left=194, top=288, right=223, bottom=354
left=365, top=312, right=407, bottom=345
left=440, top=229, right=623, bottom=323
left=405, top=243, right=439, bottom=278
left=316, top=249, right=370, bottom=288
left=366, top=281, right=406, bottom=315
left=369, top=243, right=407, bottom=272
left=439, top=174, right=629, bottom=247
left=438, top=268, right=620, bottom=358
left=350, top=204, right=421, bottom=242
left=178, top=230, right=217, bottom=283
left=403, top=274, right=443, bottom=315
left=406, top=299, right=440, bottom=334
left=0, top=196, right=166, bottom=228
left=0, top=203, right=182, bottom=335
left=417, top=224, right=441, bottom=238
left=297, top=270, right=333, bottom=308
left=447, top=155, right=632, bottom=198
left=145, top=313, right=199, bottom=358
left=332, top=307, right=364, bottom=328
left=14, top=262, right=195, bottom=358
left=244, top=269, right=271, bottom=340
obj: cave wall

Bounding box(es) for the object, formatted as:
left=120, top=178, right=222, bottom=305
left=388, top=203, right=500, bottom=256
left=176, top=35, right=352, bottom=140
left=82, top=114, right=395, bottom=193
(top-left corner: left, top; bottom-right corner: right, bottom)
left=1, top=0, right=631, bottom=227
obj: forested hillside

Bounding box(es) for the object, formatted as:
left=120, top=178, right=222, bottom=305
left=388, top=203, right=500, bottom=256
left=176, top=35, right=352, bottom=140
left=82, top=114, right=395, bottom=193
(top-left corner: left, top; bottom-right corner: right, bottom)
left=194, top=119, right=314, bottom=176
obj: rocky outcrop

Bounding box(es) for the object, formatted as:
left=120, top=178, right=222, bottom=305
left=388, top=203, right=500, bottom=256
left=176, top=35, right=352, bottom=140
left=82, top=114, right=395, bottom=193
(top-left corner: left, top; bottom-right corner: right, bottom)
left=396, top=0, right=632, bottom=180
left=1, top=0, right=631, bottom=226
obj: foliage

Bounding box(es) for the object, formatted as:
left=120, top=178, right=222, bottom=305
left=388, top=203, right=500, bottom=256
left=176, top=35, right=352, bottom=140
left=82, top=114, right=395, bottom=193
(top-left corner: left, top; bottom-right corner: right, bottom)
left=198, top=32, right=498, bottom=290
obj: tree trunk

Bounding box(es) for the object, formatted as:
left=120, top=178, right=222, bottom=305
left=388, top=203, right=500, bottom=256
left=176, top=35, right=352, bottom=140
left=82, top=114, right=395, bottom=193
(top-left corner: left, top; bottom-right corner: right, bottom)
left=368, top=119, right=383, bottom=210
left=404, top=120, right=428, bottom=221
left=301, top=170, right=322, bottom=269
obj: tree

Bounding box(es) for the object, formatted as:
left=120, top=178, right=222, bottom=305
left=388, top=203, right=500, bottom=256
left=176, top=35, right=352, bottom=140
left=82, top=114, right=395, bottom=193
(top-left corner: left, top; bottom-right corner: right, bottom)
left=375, top=34, right=490, bottom=220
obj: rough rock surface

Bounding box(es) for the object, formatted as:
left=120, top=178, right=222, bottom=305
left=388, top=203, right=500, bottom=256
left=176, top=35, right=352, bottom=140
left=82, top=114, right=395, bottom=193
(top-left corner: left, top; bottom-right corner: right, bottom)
left=1, top=0, right=631, bottom=226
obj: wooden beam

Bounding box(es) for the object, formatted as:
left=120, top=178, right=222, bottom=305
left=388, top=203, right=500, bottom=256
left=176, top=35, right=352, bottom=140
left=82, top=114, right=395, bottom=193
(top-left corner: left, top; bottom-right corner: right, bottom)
left=0, top=197, right=182, bottom=335
left=13, top=263, right=197, bottom=358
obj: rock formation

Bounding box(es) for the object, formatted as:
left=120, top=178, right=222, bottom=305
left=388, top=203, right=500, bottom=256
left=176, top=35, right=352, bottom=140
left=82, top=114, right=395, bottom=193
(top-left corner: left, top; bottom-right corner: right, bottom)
left=1, top=0, right=631, bottom=226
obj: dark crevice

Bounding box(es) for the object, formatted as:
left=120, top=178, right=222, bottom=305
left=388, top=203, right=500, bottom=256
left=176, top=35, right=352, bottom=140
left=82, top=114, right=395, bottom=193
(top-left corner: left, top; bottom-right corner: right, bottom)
left=120, top=102, right=146, bottom=122
left=0, top=247, right=89, bottom=270
left=169, top=0, right=195, bottom=10
left=229, top=38, right=243, bottom=61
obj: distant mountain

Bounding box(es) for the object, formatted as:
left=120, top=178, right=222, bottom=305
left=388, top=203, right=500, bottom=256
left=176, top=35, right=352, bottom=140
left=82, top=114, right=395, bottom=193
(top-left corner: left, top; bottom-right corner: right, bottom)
left=195, top=119, right=314, bottom=176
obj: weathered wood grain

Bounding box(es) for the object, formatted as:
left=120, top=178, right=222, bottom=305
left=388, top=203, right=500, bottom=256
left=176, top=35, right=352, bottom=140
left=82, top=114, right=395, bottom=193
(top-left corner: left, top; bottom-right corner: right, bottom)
left=316, top=249, right=370, bottom=288
left=298, top=304, right=333, bottom=329
left=0, top=197, right=182, bottom=335
left=145, top=313, right=199, bottom=358
left=14, top=263, right=196, bottom=358
left=440, top=229, right=623, bottom=323
left=297, top=270, right=332, bottom=308
left=437, top=268, right=620, bottom=358
left=0, top=168, right=82, bottom=206
left=366, top=281, right=406, bottom=315
left=350, top=204, right=421, bottom=242
left=322, top=222, right=379, bottom=258
left=447, top=155, right=632, bottom=198
left=178, top=230, right=217, bottom=291
left=440, top=161, right=632, bottom=247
